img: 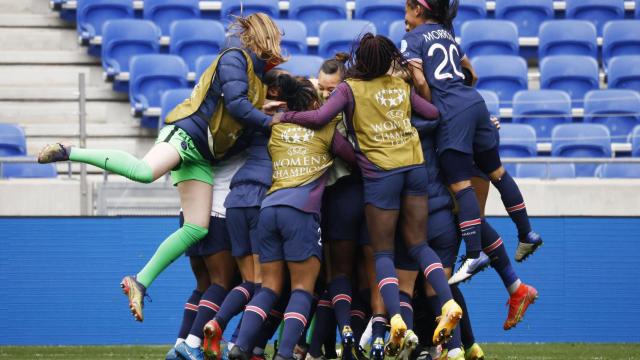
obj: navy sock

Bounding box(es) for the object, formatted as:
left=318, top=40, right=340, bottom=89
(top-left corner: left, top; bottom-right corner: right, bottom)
left=424, top=296, right=441, bottom=346
left=492, top=171, right=532, bottom=238
left=359, top=288, right=371, bottom=309
left=371, top=314, right=388, bottom=341
left=399, top=291, right=414, bottom=330
left=374, top=251, right=401, bottom=317
left=446, top=325, right=463, bottom=351
left=277, top=290, right=314, bottom=358
left=235, top=287, right=279, bottom=352
left=350, top=292, right=367, bottom=343
left=308, top=291, right=333, bottom=357
left=482, top=220, right=519, bottom=290
left=455, top=187, right=483, bottom=258
left=255, top=292, right=289, bottom=353
left=451, top=285, right=475, bottom=347
left=215, top=282, right=256, bottom=329
left=329, top=275, right=352, bottom=335
left=408, top=243, right=453, bottom=305
left=323, top=315, right=338, bottom=358
left=230, top=319, right=241, bottom=344
left=178, top=290, right=202, bottom=340
left=189, top=284, right=227, bottom=339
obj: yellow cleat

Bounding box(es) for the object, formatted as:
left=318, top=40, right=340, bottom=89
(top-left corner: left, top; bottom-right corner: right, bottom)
left=464, top=343, right=485, bottom=360
left=432, top=300, right=463, bottom=345
left=385, top=314, right=407, bottom=356
left=120, top=276, right=146, bottom=322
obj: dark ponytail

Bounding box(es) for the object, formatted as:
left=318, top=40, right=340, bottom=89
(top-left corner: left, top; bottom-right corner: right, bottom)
left=275, top=73, right=321, bottom=111
left=406, top=0, right=459, bottom=31
left=320, top=52, right=350, bottom=80
left=346, top=33, right=410, bottom=81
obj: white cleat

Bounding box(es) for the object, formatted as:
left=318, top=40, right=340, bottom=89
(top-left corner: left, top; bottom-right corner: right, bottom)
left=448, top=252, right=491, bottom=285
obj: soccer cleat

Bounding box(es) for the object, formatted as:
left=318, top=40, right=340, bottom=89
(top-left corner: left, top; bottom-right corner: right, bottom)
left=432, top=300, right=463, bottom=346
left=305, top=354, right=326, bottom=360
left=166, top=346, right=180, bottom=360
left=386, top=314, right=407, bottom=356
left=415, top=347, right=434, bottom=360
left=448, top=253, right=491, bottom=285
left=439, top=348, right=464, bottom=360
left=515, top=232, right=543, bottom=262
left=203, top=319, right=223, bottom=360
left=353, top=346, right=368, bottom=360
left=504, top=284, right=538, bottom=330
left=251, top=355, right=266, bottom=360
left=398, top=329, right=419, bottom=360
left=464, top=343, right=484, bottom=360
left=120, top=275, right=146, bottom=322
left=340, top=326, right=355, bottom=360
left=175, top=342, right=205, bottom=360
left=228, top=346, right=252, bottom=360
left=370, top=337, right=385, bottom=360
left=37, top=142, right=72, bottom=164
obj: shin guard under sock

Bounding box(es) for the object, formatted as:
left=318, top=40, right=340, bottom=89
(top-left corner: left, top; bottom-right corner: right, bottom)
left=408, top=243, right=453, bottom=304
left=350, top=293, right=368, bottom=343
left=189, top=284, right=227, bottom=341
left=278, top=290, right=314, bottom=358
left=236, top=287, right=279, bottom=352
left=399, top=291, right=414, bottom=330
left=329, top=275, right=353, bottom=334
left=455, top=187, right=483, bottom=258
left=69, top=148, right=154, bottom=183
left=374, top=251, right=401, bottom=317
left=215, top=282, right=256, bottom=329
left=482, top=220, right=519, bottom=291
left=371, top=314, right=388, bottom=341
left=178, top=290, right=202, bottom=340
left=308, top=291, right=333, bottom=357
left=492, top=172, right=532, bottom=238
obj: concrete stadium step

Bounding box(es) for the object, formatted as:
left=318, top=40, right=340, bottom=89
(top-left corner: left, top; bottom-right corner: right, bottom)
left=0, top=87, right=127, bottom=101
left=0, top=65, right=106, bottom=87
left=0, top=13, right=71, bottom=28
left=0, top=0, right=53, bottom=15
left=0, top=28, right=80, bottom=52
left=0, top=100, right=132, bottom=124
left=0, top=50, right=98, bottom=65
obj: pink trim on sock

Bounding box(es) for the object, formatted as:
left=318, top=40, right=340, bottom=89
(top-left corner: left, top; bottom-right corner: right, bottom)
left=483, top=238, right=503, bottom=253
left=377, top=277, right=399, bottom=291
left=318, top=300, right=333, bottom=308
left=350, top=310, right=366, bottom=319
left=459, top=219, right=482, bottom=229
left=284, top=312, right=308, bottom=327
left=506, top=203, right=526, bottom=213
left=185, top=303, right=199, bottom=311
left=234, top=285, right=252, bottom=301
left=269, top=309, right=284, bottom=319
left=246, top=305, right=267, bottom=321
left=199, top=300, right=220, bottom=312
left=332, top=294, right=352, bottom=306
left=423, top=263, right=444, bottom=278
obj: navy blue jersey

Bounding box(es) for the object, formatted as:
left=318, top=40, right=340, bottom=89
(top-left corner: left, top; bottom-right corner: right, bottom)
left=402, top=23, right=484, bottom=120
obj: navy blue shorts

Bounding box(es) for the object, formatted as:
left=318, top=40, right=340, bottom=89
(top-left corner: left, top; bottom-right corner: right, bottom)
left=393, top=209, right=459, bottom=271
left=226, top=207, right=260, bottom=258
left=257, top=206, right=323, bottom=263
left=437, top=102, right=498, bottom=155
left=180, top=214, right=232, bottom=257
left=363, top=166, right=428, bottom=210
left=322, top=175, right=367, bottom=243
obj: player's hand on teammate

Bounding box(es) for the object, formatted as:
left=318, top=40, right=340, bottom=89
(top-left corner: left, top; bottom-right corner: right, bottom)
left=262, top=100, right=286, bottom=115
left=491, top=115, right=500, bottom=130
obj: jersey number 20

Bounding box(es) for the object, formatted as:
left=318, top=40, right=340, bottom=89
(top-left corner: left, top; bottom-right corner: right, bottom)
left=428, top=43, right=466, bottom=81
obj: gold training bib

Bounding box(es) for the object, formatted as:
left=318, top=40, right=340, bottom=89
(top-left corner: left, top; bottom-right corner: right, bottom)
left=267, top=119, right=341, bottom=194
left=165, top=48, right=267, bottom=159
left=345, top=76, right=424, bottom=170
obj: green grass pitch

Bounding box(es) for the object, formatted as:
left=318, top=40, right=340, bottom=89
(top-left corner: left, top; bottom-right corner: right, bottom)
left=1, top=344, right=640, bottom=360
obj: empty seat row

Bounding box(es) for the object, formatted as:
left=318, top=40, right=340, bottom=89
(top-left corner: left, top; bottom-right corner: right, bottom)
left=511, top=163, right=640, bottom=179
left=0, top=124, right=56, bottom=178
left=473, top=55, right=640, bottom=106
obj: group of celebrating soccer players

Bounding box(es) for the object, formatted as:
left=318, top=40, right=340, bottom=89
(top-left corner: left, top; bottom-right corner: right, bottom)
left=37, top=1, right=544, bottom=360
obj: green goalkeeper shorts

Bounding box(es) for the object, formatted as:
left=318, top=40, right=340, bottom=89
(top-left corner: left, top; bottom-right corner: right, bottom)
left=156, top=125, right=214, bottom=186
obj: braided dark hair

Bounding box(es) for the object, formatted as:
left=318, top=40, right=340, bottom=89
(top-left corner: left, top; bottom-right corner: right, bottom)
left=275, top=73, right=321, bottom=111
left=406, top=0, right=459, bottom=31
left=346, top=33, right=410, bottom=81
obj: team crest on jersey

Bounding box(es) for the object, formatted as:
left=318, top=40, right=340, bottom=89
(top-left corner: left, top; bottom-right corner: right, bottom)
left=281, top=127, right=315, bottom=144
left=374, top=89, right=407, bottom=108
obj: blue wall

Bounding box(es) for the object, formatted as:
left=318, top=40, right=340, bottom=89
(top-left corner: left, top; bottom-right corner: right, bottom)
left=1, top=217, right=639, bottom=345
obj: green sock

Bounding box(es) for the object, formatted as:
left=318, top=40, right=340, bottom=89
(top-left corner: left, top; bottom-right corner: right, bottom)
left=69, top=148, right=154, bottom=183
left=136, top=223, right=208, bottom=288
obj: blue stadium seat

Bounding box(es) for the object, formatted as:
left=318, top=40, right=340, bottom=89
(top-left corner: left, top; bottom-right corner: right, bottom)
left=0, top=162, right=57, bottom=179
left=170, top=20, right=225, bottom=73
left=603, top=21, right=640, bottom=70
left=101, top=20, right=160, bottom=88
left=472, top=55, right=528, bottom=107
left=0, top=124, right=27, bottom=156
left=277, top=55, right=325, bottom=78
left=143, top=0, right=200, bottom=36
left=129, top=55, right=189, bottom=119
left=461, top=20, right=519, bottom=58
left=637, top=0, right=640, bottom=18
left=389, top=20, right=407, bottom=48
left=513, top=90, right=572, bottom=140
left=538, top=20, right=598, bottom=59
left=478, top=90, right=500, bottom=117
left=195, top=54, right=218, bottom=81
left=221, top=0, right=279, bottom=20
left=454, top=0, right=487, bottom=36
left=608, top=55, right=640, bottom=91
left=288, top=0, right=346, bottom=37
left=318, top=20, right=376, bottom=59
left=631, top=125, right=640, bottom=156
left=354, top=0, right=404, bottom=36
left=499, top=124, right=538, bottom=157
left=584, top=90, right=640, bottom=143
left=515, top=163, right=576, bottom=178
left=276, top=20, right=308, bottom=56
left=77, top=0, right=134, bottom=44
left=565, top=0, right=625, bottom=36
left=540, top=55, right=599, bottom=105
left=494, top=0, right=554, bottom=37
left=552, top=124, right=612, bottom=176
left=160, top=89, right=193, bottom=127
left=597, top=163, right=640, bottom=178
